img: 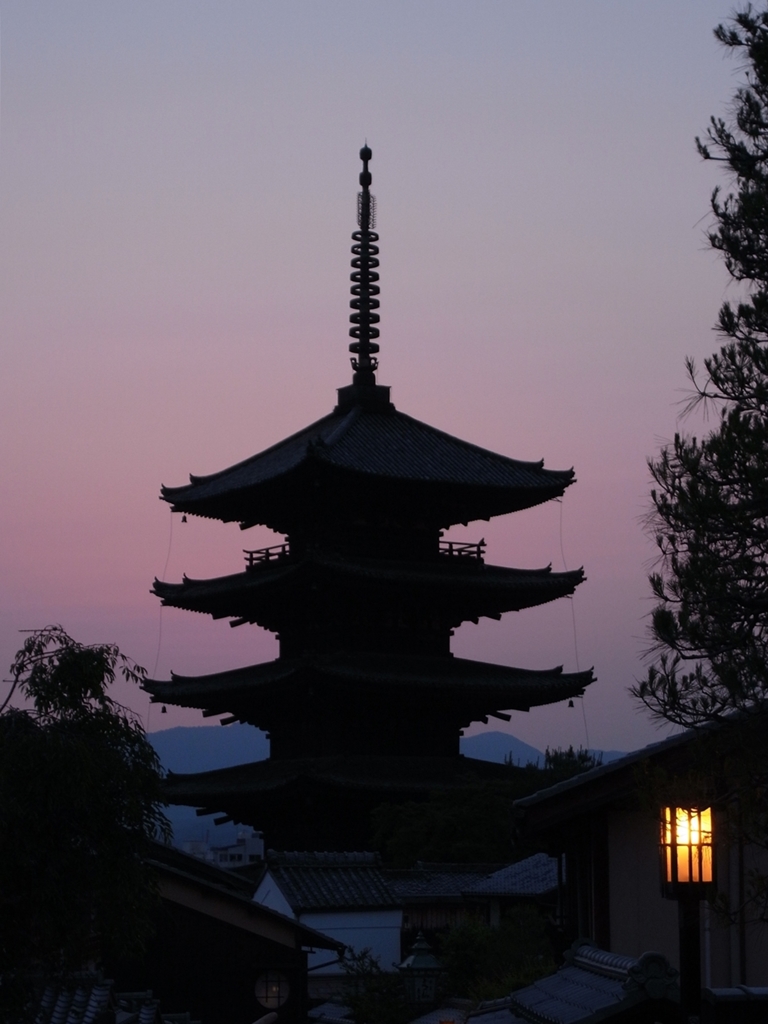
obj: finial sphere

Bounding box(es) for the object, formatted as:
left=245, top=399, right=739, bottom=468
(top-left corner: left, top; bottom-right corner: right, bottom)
left=360, top=145, right=372, bottom=161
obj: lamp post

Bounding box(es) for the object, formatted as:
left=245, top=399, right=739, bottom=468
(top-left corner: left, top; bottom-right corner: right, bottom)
left=659, top=806, right=715, bottom=1022
left=396, top=932, right=443, bottom=1009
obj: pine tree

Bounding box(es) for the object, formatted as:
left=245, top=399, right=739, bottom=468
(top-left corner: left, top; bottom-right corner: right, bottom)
left=633, top=5, right=768, bottom=728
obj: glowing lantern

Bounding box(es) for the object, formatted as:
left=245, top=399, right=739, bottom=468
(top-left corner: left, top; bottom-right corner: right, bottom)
left=660, top=806, right=714, bottom=898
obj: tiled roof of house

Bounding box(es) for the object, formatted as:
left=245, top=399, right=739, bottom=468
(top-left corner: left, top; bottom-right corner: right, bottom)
left=260, top=853, right=560, bottom=915
left=386, top=854, right=558, bottom=902
left=469, top=943, right=679, bottom=1024
left=264, top=851, right=398, bottom=912
left=464, top=853, right=558, bottom=897
left=270, top=851, right=380, bottom=866
left=30, top=976, right=200, bottom=1024
left=387, top=865, right=502, bottom=900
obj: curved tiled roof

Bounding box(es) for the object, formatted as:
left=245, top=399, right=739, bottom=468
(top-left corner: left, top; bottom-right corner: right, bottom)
left=384, top=853, right=558, bottom=901
left=265, top=859, right=397, bottom=912
left=161, top=404, right=573, bottom=527
left=151, top=556, right=584, bottom=628
left=144, top=653, right=593, bottom=714
left=164, top=754, right=512, bottom=805
left=464, top=852, right=558, bottom=896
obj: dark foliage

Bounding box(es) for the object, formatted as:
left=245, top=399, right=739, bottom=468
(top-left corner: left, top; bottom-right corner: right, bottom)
left=634, top=5, right=768, bottom=727
left=372, top=752, right=600, bottom=865
left=541, top=745, right=602, bottom=774
left=438, top=907, right=555, bottom=1000
left=341, top=948, right=409, bottom=1024
left=0, top=626, right=169, bottom=1015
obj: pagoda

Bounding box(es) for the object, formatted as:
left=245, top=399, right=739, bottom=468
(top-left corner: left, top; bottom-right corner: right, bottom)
left=146, top=147, right=594, bottom=850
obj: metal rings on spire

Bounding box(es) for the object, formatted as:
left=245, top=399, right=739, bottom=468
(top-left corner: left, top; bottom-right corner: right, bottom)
left=349, top=145, right=380, bottom=386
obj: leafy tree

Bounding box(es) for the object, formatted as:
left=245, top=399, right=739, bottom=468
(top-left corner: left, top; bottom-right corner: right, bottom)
left=634, top=5, right=768, bottom=727
left=0, top=626, right=169, bottom=1014
left=437, top=908, right=555, bottom=1001
left=372, top=752, right=600, bottom=866
left=341, top=948, right=408, bottom=1024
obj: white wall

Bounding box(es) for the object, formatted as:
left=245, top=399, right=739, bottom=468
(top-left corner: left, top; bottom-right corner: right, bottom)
left=253, top=871, right=295, bottom=920
left=301, top=909, right=403, bottom=975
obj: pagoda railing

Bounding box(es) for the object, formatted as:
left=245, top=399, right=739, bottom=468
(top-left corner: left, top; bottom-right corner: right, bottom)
left=243, top=539, right=484, bottom=567
left=438, top=539, right=486, bottom=562
left=244, top=543, right=289, bottom=569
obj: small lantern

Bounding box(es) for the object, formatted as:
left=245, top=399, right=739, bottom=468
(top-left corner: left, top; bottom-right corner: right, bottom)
left=660, top=806, right=714, bottom=899
left=397, top=932, right=443, bottom=1006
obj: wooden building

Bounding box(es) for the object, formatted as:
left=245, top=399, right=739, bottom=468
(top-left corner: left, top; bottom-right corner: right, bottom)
left=145, top=147, right=593, bottom=849
left=514, top=731, right=768, bottom=990
left=109, top=842, right=343, bottom=1024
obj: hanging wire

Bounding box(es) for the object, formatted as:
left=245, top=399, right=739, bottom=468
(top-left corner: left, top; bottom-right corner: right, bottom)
left=147, top=507, right=175, bottom=730
left=558, top=499, right=590, bottom=751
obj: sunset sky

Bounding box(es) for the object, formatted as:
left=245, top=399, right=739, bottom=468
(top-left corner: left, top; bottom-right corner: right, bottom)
left=0, top=1, right=744, bottom=754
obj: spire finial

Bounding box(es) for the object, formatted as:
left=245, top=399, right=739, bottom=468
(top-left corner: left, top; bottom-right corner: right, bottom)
left=349, top=145, right=380, bottom=386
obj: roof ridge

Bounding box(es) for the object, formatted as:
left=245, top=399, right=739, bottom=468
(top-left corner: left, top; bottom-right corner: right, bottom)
left=319, top=405, right=361, bottom=448
left=163, top=410, right=339, bottom=495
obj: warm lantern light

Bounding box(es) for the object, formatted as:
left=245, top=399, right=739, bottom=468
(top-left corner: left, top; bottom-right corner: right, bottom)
left=660, top=806, right=714, bottom=898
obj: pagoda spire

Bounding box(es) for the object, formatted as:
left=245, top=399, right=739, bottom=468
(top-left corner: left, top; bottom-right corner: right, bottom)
left=349, top=145, right=380, bottom=386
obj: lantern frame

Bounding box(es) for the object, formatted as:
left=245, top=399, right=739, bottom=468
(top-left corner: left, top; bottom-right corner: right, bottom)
left=396, top=932, right=443, bottom=1006
left=659, top=805, right=715, bottom=900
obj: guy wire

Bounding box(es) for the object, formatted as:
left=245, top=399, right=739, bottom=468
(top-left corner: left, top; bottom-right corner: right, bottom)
left=147, top=507, right=175, bottom=730
left=558, top=498, right=590, bottom=751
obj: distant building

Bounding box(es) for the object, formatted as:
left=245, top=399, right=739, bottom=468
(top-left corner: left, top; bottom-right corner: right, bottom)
left=252, top=851, right=559, bottom=999
left=390, top=853, right=559, bottom=945
left=145, top=146, right=593, bottom=850
left=181, top=829, right=264, bottom=868
left=254, top=852, right=402, bottom=999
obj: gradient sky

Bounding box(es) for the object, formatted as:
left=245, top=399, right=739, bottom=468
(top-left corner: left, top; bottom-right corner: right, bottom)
left=0, top=1, right=745, bottom=754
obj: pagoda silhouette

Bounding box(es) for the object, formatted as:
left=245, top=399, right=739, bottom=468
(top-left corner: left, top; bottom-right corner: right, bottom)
left=146, top=147, right=594, bottom=850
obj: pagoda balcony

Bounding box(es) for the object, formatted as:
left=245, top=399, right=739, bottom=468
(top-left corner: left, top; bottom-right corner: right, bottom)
left=438, top=538, right=485, bottom=562
left=243, top=539, right=485, bottom=569
left=244, top=542, right=290, bottom=570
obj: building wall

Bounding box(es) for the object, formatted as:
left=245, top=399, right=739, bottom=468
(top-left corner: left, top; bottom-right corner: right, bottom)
left=717, top=834, right=768, bottom=987
left=110, top=898, right=307, bottom=1024
left=607, top=810, right=678, bottom=964
left=254, top=871, right=296, bottom=919
left=606, top=809, right=768, bottom=987
left=301, top=909, right=403, bottom=975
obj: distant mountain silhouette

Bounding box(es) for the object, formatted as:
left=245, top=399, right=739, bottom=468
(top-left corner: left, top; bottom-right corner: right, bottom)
left=461, top=731, right=543, bottom=766
left=147, top=726, right=624, bottom=844
left=150, top=724, right=269, bottom=775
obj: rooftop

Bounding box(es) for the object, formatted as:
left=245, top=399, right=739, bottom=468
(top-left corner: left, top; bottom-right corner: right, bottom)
left=464, top=852, right=558, bottom=897
left=469, top=942, right=679, bottom=1024
left=161, top=405, right=574, bottom=530
left=255, top=853, right=561, bottom=912
left=151, top=556, right=585, bottom=632
left=146, top=653, right=593, bottom=715
left=263, top=851, right=397, bottom=912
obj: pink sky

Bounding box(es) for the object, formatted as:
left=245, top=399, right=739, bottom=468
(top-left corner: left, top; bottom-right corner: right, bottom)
left=0, top=1, right=742, bottom=753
